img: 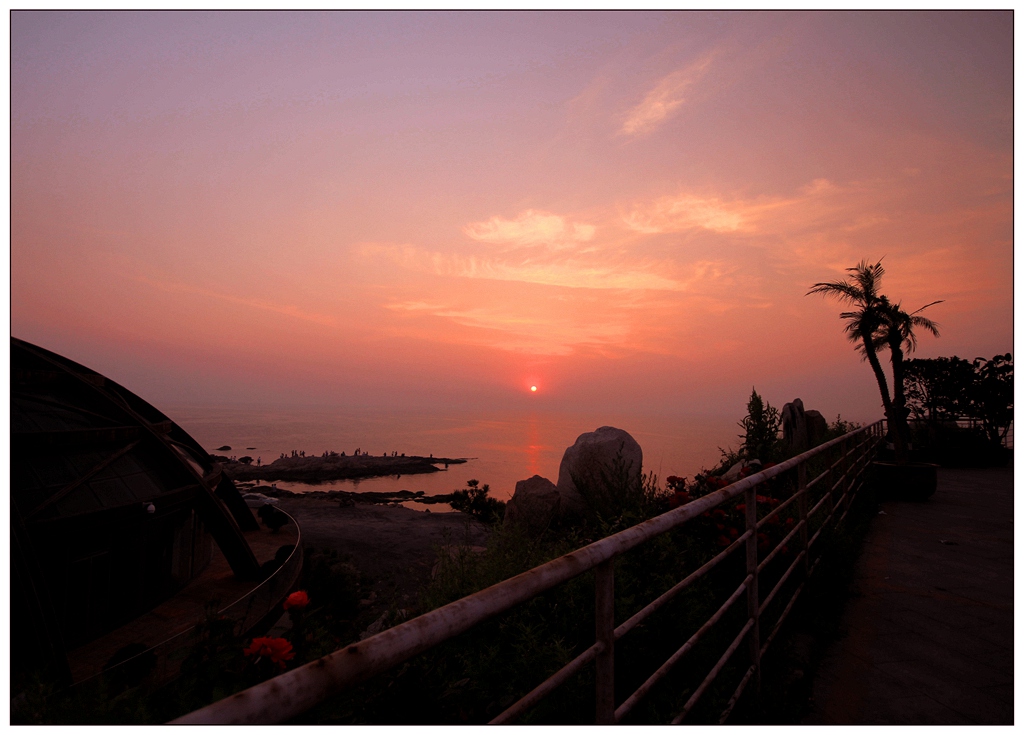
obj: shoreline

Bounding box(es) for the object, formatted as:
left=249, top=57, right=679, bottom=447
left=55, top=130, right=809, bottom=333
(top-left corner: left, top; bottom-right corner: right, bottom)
left=239, top=483, right=461, bottom=508
left=216, top=452, right=468, bottom=483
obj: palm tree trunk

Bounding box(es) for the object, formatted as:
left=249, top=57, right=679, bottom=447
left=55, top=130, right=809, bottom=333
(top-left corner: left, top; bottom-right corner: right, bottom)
left=862, top=335, right=907, bottom=462
left=889, top=338, right=913, bottom=455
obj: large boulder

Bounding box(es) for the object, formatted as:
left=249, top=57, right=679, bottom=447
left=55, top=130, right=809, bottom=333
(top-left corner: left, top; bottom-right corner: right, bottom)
left=556, top=426, right=643, bottom=517
left=805, top=410, right=828, bottom=447
left=504, top=475, right=561, bottom=533
left=782, top=399, right=809, bottom=454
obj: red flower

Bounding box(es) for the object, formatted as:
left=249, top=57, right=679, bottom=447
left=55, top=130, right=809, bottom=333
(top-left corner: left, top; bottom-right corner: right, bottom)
left=785, top=517, right=796, bottom=527
left=716, top=535, right=731, bottom=548
left=728, top=527, right=739, bottom=539
left=284, top=590, right=310, bottom=611
left=757, top=533, right=771, bottom=553
left=244, top=637, right=295, bottom=669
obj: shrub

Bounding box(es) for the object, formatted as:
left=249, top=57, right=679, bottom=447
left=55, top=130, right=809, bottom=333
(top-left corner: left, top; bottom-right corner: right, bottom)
left=449, top=480, right=506, bottom=525
left=739, top=388, right=783, bottom=463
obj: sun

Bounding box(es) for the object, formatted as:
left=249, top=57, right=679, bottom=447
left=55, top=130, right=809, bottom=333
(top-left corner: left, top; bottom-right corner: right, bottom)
left=531, top=385, right=537, bottom=392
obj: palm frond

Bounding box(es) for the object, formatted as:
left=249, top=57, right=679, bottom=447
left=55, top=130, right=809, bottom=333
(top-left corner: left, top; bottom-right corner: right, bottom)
left=807, top=280, right=863, bottom=302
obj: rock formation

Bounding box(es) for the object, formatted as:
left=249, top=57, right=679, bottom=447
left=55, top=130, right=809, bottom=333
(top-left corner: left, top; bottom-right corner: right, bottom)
left=504, top=475, right=562, bottom=533
left=556, top=426, right=643, bottom=517
left=782, top=398, right=809, bottom=454
left=783, top=399, right=831, bottom=454
left=504, top=426, right=645, bottom=531
left=805, top=409, right=828, bottom=447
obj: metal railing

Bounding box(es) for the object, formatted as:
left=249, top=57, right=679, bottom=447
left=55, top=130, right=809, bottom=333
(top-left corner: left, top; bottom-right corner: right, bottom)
left=907, top=418, right=1013, bottom=449
left=173, top=422, right=884, bottom=725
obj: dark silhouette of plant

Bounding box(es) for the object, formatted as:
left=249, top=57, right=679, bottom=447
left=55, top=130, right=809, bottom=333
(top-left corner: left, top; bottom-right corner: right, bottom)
left=808, top=260, right=941, bottom=463
left=450, top=480, right=505, bottom=525
left=971, top=353, right=1013, bottom=445
left=738, top=388, right=782, bottom=463
left=875, top=296, right=942, bottom=449
left=904, top=356, right=975, bottom=420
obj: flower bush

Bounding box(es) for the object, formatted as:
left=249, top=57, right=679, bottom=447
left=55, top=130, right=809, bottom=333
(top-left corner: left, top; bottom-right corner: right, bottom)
left=243, top=637, right=295, bottom=670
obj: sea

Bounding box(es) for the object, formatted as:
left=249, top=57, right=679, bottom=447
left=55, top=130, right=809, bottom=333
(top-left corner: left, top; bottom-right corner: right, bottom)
left=161, top=404, right=745, bottom=508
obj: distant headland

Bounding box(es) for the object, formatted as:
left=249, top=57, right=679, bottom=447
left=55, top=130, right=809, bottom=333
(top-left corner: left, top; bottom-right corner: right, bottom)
left=213, top=450, right=468, bottom=483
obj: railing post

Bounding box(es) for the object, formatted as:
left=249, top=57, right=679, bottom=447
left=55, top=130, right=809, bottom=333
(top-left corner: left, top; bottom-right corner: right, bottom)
left=744, top=485, right=761, bottom=700
left=595, top=559, right=615, bottom=724
left=797, top=461, right=808, bottom=576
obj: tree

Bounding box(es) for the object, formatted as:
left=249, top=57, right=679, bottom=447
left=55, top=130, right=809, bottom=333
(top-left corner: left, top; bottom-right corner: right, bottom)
left=904, top=353, right=1013, bottom=446
left=807, top=260, right=941, bottom=463
left=807, top=260, right=906, bottom=459
left=738, top=388, right=782, bottom=462
left=875, top=296, right=941, bottom=449
left=904, top=356, right=975, bottom=420
left=970, top=354, right=1013, bottom=445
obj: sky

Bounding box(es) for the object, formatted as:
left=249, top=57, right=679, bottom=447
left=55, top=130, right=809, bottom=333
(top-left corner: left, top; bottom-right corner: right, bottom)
left=10, top=11, right=1014, bottom=423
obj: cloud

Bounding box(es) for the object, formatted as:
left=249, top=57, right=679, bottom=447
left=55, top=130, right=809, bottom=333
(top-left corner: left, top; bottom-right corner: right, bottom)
left=360, top=243, right=688, bottom=292
left=623, top=179, right=846, bottom=236
left=138, top=276, right=338, bottom=327
left=620, top=55, right=714, bottom=137
left=384, top=300, right=630, bottom=356
left=624, top=194, right=749, bottom=234
left=463, top=209, right=596, bottom=250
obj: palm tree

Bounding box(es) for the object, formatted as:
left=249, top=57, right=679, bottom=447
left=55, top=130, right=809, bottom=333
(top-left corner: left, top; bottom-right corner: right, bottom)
left=807, top=260, right=906, bottom=458
left=876, top=296, right=942, bottom=450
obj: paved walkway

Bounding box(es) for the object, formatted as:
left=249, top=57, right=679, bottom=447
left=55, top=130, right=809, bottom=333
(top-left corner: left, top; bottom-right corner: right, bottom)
left=804, top=466, right=1013, bottom=725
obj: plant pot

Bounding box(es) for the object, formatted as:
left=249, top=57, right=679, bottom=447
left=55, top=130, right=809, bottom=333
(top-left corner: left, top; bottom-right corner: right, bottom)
left=871, top=461, right=939, bottom=501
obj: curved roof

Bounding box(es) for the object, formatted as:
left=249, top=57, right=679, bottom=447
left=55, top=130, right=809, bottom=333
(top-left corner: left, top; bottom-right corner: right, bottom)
left=11, top=337, right=259, bottom=564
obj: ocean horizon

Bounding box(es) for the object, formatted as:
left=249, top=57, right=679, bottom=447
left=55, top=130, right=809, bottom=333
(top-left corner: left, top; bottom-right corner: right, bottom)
left=161, top=404, right=752, bottom=503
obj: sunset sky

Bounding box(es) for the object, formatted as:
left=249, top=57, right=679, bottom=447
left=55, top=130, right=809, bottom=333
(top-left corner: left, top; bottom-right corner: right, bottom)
left=11, top=11, right=1013, bottom=422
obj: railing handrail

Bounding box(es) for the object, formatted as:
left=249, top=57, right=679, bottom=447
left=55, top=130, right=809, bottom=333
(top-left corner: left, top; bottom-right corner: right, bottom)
left=173, top=422, right=883, bottom=725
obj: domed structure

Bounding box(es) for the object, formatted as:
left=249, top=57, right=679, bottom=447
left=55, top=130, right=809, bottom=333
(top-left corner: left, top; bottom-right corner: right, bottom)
left=11, top=338, right=268, bottom=684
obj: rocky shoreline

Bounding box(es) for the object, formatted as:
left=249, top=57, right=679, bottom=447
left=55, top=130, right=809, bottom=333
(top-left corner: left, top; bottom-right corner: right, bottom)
left=238, top=484, right=460, bottom=507
left=214, top=452, right=467, bottom=483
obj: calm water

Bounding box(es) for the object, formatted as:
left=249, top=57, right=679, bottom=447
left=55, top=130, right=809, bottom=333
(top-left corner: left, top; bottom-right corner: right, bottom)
left=162, top=404, right=743, bottom=504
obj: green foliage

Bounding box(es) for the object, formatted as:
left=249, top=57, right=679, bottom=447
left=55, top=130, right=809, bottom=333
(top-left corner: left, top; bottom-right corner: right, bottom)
left=822, top=414, right=860, bottom=443
left=449, top=479, right=506, bottom=525
left=738, top=388, right=782, bottom=463
left=905, top=353, right=1013, bottom=446
left=904, top=356, right=975, bottom=420
left=972, top=354, right=1013, bottom=445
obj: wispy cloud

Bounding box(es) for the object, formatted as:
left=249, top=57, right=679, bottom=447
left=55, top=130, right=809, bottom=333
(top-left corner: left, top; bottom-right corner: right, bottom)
left=463, top=210, right=596, bottom=250
left=625, top=194, right=749, bottom=234
left=138, top=276, right=338, bottom=327
left=360, top=243, right=691, bottom=292
left=620, top=55, right=714, bottom=137
left=385, top=300, right=630, bottom=356
left=623, top=179, right=845, bottom=236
